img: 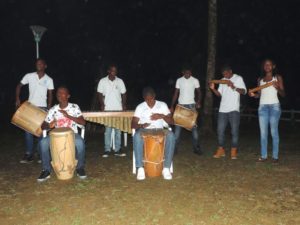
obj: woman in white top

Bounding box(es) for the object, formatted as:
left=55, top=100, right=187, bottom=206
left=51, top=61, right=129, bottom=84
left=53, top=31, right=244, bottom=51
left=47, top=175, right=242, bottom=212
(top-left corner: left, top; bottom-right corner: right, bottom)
left=249, top=59, right=285, bottom=163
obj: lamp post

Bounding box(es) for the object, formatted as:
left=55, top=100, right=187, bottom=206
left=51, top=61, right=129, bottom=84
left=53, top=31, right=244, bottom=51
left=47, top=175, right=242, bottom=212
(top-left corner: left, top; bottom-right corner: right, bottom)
left=30, top=25, right=47, bottom=59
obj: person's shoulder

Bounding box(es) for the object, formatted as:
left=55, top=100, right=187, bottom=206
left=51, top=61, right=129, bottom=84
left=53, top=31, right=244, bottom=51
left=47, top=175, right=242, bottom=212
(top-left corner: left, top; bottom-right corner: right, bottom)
left=156, top=100, right=168, bottom=108
left=24, top=72, right=36, bottom=78
left=116, top=76, right=125, bottom=83
left=49, top=104, right=59, bottom=111
left=69, top=103, right=81, bottom=109
left=99, top=76, right=108, bottom=82
left=136, top=101, right=146, bottom=109
left=44, top=73, right=52, bottom=79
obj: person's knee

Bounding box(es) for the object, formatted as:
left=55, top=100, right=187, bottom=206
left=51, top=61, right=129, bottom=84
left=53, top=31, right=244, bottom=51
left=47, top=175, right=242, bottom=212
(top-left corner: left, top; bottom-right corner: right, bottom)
left=167, top=131, right=176, bottom=142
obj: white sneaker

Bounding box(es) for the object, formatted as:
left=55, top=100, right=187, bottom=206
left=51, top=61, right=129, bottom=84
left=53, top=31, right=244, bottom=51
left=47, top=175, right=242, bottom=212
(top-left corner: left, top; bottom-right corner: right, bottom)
left=162, top=168, right=172, bottom=180
left=137, top=167, right=145, bottom=180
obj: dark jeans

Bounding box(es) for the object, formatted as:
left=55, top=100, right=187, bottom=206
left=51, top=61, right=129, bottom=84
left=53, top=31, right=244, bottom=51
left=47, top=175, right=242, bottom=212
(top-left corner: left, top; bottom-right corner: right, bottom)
left=174, top=104, right=201, bottom=152
left=217, top=111, right=240, bottom=148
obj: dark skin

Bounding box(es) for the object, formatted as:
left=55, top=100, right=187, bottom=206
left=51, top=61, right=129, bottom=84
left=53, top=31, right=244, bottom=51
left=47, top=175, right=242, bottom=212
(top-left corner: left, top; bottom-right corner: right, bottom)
left=98, top=66, right=127, bottom=111
left=209, top=69, right=246, bottom=96
left=131, top=94, right=174, bottom=130
left=15, top=60, right=53, bottom=109
left=249, top=60, right=285, bottom=98
left=41, top=88, right=86, bottom=130
left=170, top=69, right=201, bottom=113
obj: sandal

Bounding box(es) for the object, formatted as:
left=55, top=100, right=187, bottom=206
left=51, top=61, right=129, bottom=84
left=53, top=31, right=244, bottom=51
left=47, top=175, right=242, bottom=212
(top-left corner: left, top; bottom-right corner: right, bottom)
left=257, top=157, right=267, bottom=162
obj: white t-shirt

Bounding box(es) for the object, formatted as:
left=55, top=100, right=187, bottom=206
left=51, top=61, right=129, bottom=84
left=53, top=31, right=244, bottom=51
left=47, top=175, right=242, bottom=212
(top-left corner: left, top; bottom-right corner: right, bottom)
left=259, top=77, right=279, bottom=105
left=175, top=76, right=200, bottom=104
left=217, top=74, right=246, bottom=113
left=134, top=100, right=170, bottom=129
left=45, top=103, right=83, bottom=133
left=20, top=72, right=54, bottom=107
left=97, top=76, right=126, bottom=110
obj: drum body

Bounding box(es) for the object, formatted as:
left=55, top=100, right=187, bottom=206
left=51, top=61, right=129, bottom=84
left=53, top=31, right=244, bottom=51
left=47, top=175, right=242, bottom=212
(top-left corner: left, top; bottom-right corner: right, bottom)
left=173, top=105, right=198, bottom=130
left=141, top=130, right=166, bottom=177
left=50, top=128, right=77, bottom=180
left=11, top=101, right=47, bottom=137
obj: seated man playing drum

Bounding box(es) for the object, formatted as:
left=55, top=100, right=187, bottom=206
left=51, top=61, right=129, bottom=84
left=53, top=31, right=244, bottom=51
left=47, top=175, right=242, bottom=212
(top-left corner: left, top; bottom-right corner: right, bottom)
left=131, top=87, right=176, bottom=180
left=37, top=86, right=87, bottom=182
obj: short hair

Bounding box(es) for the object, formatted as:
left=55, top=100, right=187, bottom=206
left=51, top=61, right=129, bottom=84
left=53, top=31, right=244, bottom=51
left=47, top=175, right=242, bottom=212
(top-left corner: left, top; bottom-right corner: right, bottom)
left=36, top=58, right=46, bottom=64
left=142, top=87, right=156, bottom=98
left=181, top=65, right=192, bottom=72
left=107, top=63, right=118, bottom=70
left=57, top=85, right=70, bottom=94
left=220, top=64, right=232, bottom=73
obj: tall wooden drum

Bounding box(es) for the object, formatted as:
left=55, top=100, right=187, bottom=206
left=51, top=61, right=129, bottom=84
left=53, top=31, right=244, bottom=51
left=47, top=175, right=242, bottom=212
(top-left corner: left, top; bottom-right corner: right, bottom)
left=50, top=128, right=77, bottom=180
left=11, top=101, right=47, bottom=137
left=141, top=130, right=166, bottom=177
left=173, top=104, right=198, bottom=130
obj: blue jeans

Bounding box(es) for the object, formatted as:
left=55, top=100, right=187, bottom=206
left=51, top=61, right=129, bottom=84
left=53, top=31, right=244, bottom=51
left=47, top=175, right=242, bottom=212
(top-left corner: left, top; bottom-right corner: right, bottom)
left=174, top=104, right=201, bottom=152
left=133, top=129, right=175, bottom=168
left=24, top=106, right=47, bottom=156
left=217, top=111, right=240, bottom=148
left=104, top=127, right=121, bottom=152
left=258, top=103, right=281, bottom=159
left=39, top=134, right=85, bottom=172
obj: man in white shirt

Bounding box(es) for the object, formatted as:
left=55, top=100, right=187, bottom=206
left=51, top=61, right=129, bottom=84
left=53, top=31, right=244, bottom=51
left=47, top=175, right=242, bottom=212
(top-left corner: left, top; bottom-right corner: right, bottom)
left=15, top=59, right=54, bottom=163
left=97, top=64, right=127, bottom=157
left=170, top=67, right=202, bottom=155
left=37, top=86, right=87, bottom=182
left=132, top=87, right=175, bottom=180
left=210, top=65, right=246, bottom=159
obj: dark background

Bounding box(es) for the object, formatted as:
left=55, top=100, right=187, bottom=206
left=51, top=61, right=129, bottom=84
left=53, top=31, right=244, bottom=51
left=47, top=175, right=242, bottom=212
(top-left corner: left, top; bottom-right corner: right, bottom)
left=0, top=0, right=299, bottom=115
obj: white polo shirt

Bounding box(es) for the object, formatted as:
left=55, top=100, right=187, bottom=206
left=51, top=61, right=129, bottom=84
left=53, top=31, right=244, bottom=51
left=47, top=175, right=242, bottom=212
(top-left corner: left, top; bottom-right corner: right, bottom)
left=20, top=72, right=54, bottom=107
left=134, top=100, right=170, bottom=129
left=217, top=74, right=246, bottom=113
left=175, top=76, right=200, bottom=104
left=45, top=103, right=82, bottom=133
left=97, top=76, right=126, bottom=110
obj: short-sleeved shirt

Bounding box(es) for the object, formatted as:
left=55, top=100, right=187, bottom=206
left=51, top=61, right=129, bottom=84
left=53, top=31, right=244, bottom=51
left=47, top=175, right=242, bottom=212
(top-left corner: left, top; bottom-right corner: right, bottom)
left=45, top=103, right=83, bottom=133
left=217, top=74, right=246, bottom=113
left=97, top=76, right=126, bottom=110
left=20, top=72, right=54, bottom=107
left=134, top=100, right=170, bottom=129
left=175, top=76, right=200, bottom=104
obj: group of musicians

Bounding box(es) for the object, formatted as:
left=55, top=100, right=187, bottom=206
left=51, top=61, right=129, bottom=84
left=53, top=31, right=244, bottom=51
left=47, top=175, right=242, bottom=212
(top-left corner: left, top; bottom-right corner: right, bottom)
left=15, top=58, right=285, bottom=182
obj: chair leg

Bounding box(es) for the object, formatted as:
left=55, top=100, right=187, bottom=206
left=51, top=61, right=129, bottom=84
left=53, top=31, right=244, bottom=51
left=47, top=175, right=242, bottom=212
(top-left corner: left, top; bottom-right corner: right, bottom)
left=170, top=162, right=174, bottom=173
left=124, top=132, right=128, bottom=147
left=132, top=151, right=136, bottom=174
left=111, top=128, right=115, bottom=150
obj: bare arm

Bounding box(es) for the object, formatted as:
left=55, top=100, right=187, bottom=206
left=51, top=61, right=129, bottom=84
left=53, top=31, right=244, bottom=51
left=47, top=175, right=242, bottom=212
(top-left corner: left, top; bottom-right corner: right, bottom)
left=121, top=93, right=127, bottom=110
left=15, top=83, right=23, bottom=107
left=209, top=82, right=221, bottom=97
left=98, top=92, right=104, bottom=111
left=195, top=87, right=201, bottom=108
left=275, top=75, right=285, bottom=97
left=170, top=88, right=179, bottom=111
left=151, top=113, right=174, bottom=125
left=47, top=90, right=53, bottom=109
left=131, top=116, right=150, bottom=130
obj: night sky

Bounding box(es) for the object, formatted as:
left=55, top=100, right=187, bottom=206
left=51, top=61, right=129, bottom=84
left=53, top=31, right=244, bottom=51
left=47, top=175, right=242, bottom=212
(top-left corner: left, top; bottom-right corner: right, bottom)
left=1, top=0, right=299, bottom=112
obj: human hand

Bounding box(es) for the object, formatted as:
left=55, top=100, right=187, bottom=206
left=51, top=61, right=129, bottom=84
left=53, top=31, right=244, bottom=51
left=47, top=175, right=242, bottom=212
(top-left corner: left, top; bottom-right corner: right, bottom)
left=209, top=82, right=215, bottom=90
left=151, top=113, right=164, bottom=120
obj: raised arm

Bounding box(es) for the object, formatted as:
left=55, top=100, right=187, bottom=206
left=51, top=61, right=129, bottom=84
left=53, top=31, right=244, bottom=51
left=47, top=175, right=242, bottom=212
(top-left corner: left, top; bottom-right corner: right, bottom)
left=209, top=82, right=221, bottom=97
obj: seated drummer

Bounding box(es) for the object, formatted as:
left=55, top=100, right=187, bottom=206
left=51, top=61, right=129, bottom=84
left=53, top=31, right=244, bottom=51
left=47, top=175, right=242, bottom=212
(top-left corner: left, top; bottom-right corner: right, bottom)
left=131, top=87, right=176, bottom=180
left=37, top=86, right=87, bottom=182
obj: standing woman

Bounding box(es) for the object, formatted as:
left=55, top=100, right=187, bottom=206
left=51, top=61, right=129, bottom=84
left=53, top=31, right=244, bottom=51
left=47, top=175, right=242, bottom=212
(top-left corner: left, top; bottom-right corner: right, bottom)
left=249, top=59, right=285, bottom=163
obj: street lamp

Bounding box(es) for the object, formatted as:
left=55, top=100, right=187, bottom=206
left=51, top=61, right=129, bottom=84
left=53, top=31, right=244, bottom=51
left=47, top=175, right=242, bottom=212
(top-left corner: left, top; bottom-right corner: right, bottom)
left=30, top=25, right=47, bottom=59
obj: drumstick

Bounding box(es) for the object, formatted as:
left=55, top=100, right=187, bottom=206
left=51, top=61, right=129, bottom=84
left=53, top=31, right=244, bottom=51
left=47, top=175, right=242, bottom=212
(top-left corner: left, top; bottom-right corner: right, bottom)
left=209, top=80, right=230, bottom=84
left=248, top=81, right=275, bottom=93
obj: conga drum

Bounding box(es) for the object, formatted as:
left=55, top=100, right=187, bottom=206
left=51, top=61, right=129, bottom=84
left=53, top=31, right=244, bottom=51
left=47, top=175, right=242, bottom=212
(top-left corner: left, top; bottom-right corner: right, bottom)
left=49, top=128, right=77, bottom=180
left=173, top=104, right=198, bottom=130
left=141, top=130, right=167, bottom=177
left=11, top=101, right=47, bottom=137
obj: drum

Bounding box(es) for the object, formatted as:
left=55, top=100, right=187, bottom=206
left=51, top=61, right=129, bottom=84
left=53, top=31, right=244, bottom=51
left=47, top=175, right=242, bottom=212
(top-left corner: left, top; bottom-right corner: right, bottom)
left=173, top=104, right=198, bottom=130
left=49, top=127, right=77, bottom=180
left=141, top=130, right=166, bottom=177
left=11, top=101, right=47, bottom=137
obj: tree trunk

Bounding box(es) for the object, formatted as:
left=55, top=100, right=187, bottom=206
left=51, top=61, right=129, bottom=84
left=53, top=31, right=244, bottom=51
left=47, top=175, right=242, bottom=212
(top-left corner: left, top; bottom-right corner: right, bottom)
left=202, top=0, right=217, bottom=134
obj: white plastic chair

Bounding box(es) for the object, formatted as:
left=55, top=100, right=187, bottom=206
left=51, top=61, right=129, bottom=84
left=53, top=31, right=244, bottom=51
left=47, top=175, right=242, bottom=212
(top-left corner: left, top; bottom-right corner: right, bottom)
left=132, top=126, right=174, bottom=174
left=110, top=128, right=128, bottom=150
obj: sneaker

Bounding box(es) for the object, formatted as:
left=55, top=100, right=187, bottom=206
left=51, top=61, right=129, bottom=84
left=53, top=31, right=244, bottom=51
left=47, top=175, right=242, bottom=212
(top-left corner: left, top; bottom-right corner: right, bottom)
left=137, top=167, right=145, bottom=180
left=193, top=149, right=203, bottom=156
left=114, top=149, right=126, bottom=157
left=231, top=148, right=238, bottom=159
left=102, top=151, right=110, bottom=158
left=272, top=158, right=279, bottom=164
left=37, top=170, right=51, bottom=182
left=37, top=159, right=42, bottom=164
left=213, top=147, right=225, bottom=158
left=162, top=168, right=172, bottom=180
left=20, top=154, right=34, bottom=164
left=257, top=157, right=267, bottom=163
left=76, top=168, right=87, bottom=179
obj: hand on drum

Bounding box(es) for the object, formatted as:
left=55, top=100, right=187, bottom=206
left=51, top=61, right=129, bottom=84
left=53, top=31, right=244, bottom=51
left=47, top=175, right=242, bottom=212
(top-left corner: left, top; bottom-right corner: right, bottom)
left=209, top=82, right=215, bottom=90
left=15, top=99, right=21, bottom=108
left=227, top=80, right=235, bottom=89
left=248, top=92, right=256, bottom=97
left=150, top=113, right=164, bottom=120
left=49, top=120, right=56, bottom=129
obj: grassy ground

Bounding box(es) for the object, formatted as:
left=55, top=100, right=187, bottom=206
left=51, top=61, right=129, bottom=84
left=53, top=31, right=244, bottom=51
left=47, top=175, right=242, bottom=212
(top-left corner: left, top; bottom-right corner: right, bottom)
left=0, top=121, right=299, bottom=225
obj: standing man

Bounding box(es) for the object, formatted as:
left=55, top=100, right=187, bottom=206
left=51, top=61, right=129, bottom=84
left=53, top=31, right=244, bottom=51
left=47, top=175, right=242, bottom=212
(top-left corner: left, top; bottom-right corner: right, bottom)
left=209, top=65, right=246, bottom=159
left=97, top=64, right=127, bottom=157
left=15, top=58, right=54, bottom=163
left=170, top=66, right=202, bottom=155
